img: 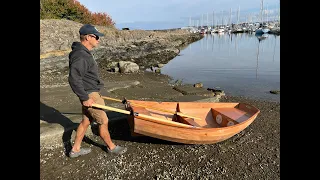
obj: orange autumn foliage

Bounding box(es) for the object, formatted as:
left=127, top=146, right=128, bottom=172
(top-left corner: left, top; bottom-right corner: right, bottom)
left=40, top=0, right=115, bottom=27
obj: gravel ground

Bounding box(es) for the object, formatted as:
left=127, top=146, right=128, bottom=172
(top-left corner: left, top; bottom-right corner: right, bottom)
left=40, top=71, right=280, bottom=180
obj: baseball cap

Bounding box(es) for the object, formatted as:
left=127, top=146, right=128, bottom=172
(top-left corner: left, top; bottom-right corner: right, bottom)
left=79, top=24, right=104, bottom=37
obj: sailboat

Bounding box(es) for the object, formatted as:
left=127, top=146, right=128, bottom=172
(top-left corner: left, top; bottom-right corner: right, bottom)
left=255, top=0, right=270, bottom=35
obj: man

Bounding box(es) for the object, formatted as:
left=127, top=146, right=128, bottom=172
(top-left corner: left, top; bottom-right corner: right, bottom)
left=68, top=24, right=127, bottom=158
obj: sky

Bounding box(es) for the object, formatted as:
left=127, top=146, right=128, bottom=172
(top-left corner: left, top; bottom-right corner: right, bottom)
left=77, top=0, right=280, bottom=30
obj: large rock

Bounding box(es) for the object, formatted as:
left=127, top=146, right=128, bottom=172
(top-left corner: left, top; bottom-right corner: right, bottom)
left=118, top=61, right=139, bottom=73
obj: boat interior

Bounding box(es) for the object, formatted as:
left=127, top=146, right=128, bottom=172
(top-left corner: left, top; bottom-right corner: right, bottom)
left=129, top=102, right=258, bottom=128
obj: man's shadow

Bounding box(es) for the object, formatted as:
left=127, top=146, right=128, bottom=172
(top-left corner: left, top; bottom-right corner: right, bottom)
left=40, top=102, right=134, bottom=156
left=40, top=102, right=111, bottom=155
left=40, top=101, right=81, bottom=156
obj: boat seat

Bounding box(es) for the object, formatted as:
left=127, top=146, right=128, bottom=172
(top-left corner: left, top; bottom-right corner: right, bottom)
left=181, top=117, right=201, bottom=127
left=211, top=108, right=242, bottom=127
left=173, top=115, right=200, bottom=127
left=173, top=102, right=201, bottom=127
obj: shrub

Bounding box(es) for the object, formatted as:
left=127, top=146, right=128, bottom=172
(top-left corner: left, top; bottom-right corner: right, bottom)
left=40, top=0, right=115, bottom=27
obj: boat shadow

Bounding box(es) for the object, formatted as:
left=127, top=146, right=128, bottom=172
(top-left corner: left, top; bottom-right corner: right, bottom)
left=93, top=111, right=183, bottom=145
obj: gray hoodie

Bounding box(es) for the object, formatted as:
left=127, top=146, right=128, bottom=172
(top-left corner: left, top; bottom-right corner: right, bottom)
left=68, top=42, right=104, bottom=101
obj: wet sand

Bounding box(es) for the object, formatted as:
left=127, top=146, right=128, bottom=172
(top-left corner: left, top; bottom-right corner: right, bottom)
left=40, top=71, right=280, bottom=180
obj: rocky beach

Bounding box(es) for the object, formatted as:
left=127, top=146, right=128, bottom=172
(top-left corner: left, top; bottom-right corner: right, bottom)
left=40, top=19, right=280, bottom=179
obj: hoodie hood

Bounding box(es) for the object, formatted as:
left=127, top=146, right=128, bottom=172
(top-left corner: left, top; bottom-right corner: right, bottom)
left=71, top=42, right=91, bottom=54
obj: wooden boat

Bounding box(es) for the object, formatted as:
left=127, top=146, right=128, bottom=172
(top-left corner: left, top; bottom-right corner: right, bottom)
left=125, top=100, right=260, bottom=144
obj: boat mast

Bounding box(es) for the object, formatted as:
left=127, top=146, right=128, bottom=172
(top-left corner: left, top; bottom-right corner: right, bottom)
left=212, top=10, right=214, bottom=27
left=229, top=8, right=232, bottom=25
left=201, top=14, right=204, bottom=27
left=260, top=0, right=264, bottom=24
left=207, top=12, right=209, bottom=28
left=237, top=6, right=240, bottom=24
left=221, top=10, right=224, bottom=26
left=266, top=3, right=268, bottom=23
left=278, top=0, right=280, bottom=24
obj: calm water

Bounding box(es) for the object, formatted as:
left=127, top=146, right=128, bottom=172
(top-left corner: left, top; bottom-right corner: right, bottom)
left=161, top=33, right=280, bottom=102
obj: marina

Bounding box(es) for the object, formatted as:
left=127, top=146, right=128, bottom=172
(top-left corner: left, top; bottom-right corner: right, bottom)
left=181, top=0, right=280, bottom=36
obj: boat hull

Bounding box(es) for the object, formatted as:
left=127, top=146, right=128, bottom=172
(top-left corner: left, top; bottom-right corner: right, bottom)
left=126, top=101, right=260, bottom=144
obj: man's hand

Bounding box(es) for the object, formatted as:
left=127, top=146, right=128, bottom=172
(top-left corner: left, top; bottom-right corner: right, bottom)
left=82, top=98, right=95, bottom=107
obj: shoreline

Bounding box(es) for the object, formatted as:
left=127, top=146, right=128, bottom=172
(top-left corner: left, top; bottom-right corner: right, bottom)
left=40, top=71, right=280, bottom=180
left=40, top=84, right=280, bottom=180
left=40, top=70, right=279, bottom=144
